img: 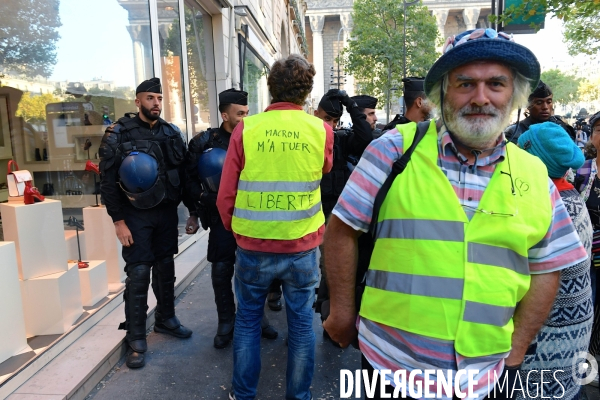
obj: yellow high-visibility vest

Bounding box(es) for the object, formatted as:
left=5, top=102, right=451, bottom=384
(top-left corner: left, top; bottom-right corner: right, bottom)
left=361, top=121, right=552, bottom=357
left=232, top=110, right=326, bottom=239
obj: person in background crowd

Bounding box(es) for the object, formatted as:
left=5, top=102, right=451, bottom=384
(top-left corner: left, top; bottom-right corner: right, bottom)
left=505, top=80, right=576, bottom=143
left=99, top=78, right=193, bottom=369
left=383, top=77, right=432, bottom=131
left=217, top=54, right=334, bottom=400
left=351, top=95, right=378, bottom=131
left=575, top=111, right=600, bottom=367
left=518, top=122, right=592, bottom=399
left=184, top=88, right=278, bottom=350
left=323, top=28, right=587, bottom=399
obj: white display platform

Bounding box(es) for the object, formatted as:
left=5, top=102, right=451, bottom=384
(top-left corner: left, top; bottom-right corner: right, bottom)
left=75, top=260, right=108, bottom=307
left=64, top=230, right=87, bottom=262
left=20, top=263, right=83, bottom=336
left=1, top=199, right=68, bottom=280
left=82, top=206, right=126, bottom=285
left=0, top=242, right=31, bottom=364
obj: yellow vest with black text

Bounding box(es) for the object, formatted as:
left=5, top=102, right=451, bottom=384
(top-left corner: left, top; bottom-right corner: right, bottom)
left=360, top=121, right=552, bottom=357
left=231, top=110, right=326, bottom=239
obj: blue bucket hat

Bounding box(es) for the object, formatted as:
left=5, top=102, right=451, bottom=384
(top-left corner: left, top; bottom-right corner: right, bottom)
left=517, top=121, right=584, bottom=178
left=424, top=28, right=540, bottom=96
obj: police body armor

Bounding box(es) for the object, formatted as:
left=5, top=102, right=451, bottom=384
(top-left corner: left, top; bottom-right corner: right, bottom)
left=321, top=128, right=352, bottom=217
left=100, top=114, right=186, bottom=209
left=186, top=128, right=228, bottom=229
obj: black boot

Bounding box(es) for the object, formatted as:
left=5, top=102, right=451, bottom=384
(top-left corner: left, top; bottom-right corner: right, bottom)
left=152, top=257, right=193, bottom=339
left=120, top=264, right=151, bottom=369
left=261, top=314, right=278, bottom=340
left=126, top=339, right=147, bottom=368
left=211, top=262, right=235, bottom=349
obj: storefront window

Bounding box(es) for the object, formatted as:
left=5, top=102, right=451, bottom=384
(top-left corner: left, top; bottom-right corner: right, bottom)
left=0, top=0, right=154, bottom=217
left=157, top=0, right=187, bottom=135
left=239, top=37, right=270, bottom=115
left=184, top=1, right=213, bottom=133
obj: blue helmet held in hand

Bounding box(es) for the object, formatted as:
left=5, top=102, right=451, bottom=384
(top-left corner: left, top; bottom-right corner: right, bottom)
left=118, top=151, right=165, bottom=209
left=197, top=147, right=227, bottom=192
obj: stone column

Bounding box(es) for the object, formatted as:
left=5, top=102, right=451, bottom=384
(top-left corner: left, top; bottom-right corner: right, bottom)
left=340, top=13, right=355, bottom=96
left=309, top=15, right=325, bottom=102
left=431, top=9, right=449, bottom=41
left=463, top=8, right=481, bottom=31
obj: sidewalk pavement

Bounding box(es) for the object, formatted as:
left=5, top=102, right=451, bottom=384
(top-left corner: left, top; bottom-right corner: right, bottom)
left=86, top=264, right=363, bottom=400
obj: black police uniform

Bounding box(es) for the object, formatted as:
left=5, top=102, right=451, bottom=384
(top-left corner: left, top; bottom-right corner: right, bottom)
left=315, top=92, right=375, bottom=325
left=99, top=96, right=193, bottom=368
left=505, top=115, right=576, bottom=144
left=186, top=122, right=278, bottom=348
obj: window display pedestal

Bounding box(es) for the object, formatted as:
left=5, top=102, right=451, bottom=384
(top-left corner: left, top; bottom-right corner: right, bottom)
left=0, top=242, right=31, bottom=364
left=82, top=206, right=126, bottom=290
left=0, top=199, right=69, bottom=280
left=75, top=260, right=108, bottom=307
left=64, top=230, right=87, bottom=262
left=20, top=263, right=83, bottom=336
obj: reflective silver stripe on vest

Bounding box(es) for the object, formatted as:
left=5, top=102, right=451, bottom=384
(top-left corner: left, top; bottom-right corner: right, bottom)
left=463, top=301, right=515, bottom=327
left=376, top=219, right=464, bottom=242
left=238, top=180, right=321, bottom=192
left=367, top=270, right=464, bottom=299
left=468, top=243, right=529, bottom=276
left=233, top=202, right=322, bottom=221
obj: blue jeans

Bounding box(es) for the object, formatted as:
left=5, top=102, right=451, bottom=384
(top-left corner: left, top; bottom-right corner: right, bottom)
left=232, top=246, right=318, bottom=400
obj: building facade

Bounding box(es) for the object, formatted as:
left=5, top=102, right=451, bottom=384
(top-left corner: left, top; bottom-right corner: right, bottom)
left=0, top=0, right=306, bottom=223
left=305, top=0, right=491, bottom=111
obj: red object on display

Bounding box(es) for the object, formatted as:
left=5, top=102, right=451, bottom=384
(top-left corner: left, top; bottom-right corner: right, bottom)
left=78, top=261, right=89, bottom=269
left=23, top=181, right=45, bottom=205
left=85, top=160, right=100, bottom=175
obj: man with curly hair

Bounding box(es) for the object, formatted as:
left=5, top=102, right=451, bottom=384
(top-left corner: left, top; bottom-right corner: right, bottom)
left=217, top=54, right=334, bottom=400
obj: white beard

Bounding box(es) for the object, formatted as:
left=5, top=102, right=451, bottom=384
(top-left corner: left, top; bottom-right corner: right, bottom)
left=443, top=100, right=512, bottom=149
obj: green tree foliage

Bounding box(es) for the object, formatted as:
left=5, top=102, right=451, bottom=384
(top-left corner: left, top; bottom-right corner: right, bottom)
left=344, top=0, right=439, bottom=105
left=496, top=0, right=600, bottom=56
left=579, top=77, right=600, bottom=105
left=16, top=92, right=61, bottom=122
left=540, top=69, right=581, bottom=107
left=0, top=0, right=62, bottom=77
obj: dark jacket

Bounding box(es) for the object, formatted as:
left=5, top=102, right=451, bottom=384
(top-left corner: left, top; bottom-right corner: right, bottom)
left=99, top=114, right=191, bottom=222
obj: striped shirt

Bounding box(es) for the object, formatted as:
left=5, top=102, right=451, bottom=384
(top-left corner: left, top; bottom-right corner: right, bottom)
left=332, top=127, right=588, bottom=399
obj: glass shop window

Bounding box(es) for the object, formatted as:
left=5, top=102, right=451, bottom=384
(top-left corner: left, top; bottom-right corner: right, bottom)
left=0, top=0, right=154, bottom=217
left=184, top=0, right=214, bottom=134
left=157, top=0, right=187, bottom=135
left=239, top=36, right=270, bottom=116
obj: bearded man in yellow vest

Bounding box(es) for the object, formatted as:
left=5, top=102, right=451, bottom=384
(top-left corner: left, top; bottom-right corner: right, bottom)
left=323, top=29, right=588, bottom=399
left=217, top=54, right=334, bottom=400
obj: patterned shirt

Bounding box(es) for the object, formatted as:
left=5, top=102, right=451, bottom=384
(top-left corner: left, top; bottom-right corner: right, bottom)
left=332, top=126, right=588, bottom=399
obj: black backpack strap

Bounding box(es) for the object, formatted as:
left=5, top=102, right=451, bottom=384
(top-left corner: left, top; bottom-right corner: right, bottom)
left=368, top=121, right=430, bottom=237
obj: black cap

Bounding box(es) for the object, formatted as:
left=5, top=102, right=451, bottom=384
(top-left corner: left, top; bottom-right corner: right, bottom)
left=402, top=77, right=425, bottom=93
left=219, top=88, right=248, bottom=106
left=351, top=95, right=378, bottom=109
left=136, top=78, right=162, bottom=94
left=318, top=89, right=343, bottom=118
left=528, top=80, right=552, bottom=102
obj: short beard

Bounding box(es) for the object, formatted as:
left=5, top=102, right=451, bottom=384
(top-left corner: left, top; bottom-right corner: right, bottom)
left=141, top=104, right=161, bottom=121
left=443, top=99, right=512, bottom=149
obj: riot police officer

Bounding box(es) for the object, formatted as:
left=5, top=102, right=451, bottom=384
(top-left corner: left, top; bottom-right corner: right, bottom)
left=312, top=89, right=374, bottom=342
left=184, top=89, right=278, bottom=349
left=383, top=77, right=432, bottom=131
left=99, top=78, right=193, bottom=369
left=504, top=80, right=576, bottom=143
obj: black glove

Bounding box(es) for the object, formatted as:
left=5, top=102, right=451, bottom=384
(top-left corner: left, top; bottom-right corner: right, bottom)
left=337, top=90, right=357, bottom=110
left=488, top=364, right=522, bottom=400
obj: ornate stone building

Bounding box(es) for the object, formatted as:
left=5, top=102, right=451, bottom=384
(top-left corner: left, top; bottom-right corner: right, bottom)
left=305, top=0, right=491, bottom=108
